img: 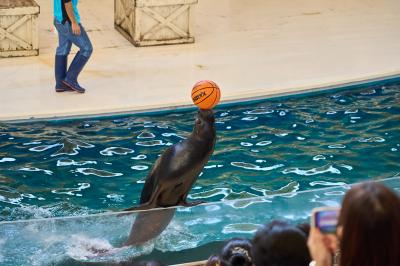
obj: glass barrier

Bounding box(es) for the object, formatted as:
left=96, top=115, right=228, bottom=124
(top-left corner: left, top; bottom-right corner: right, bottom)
left=1, top=177, right=399, bottom=265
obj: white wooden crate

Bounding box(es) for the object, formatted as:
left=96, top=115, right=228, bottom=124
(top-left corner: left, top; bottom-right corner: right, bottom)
left=115, top=0, right=198, bottom=47
left=0, top=0, right=40, bottom=57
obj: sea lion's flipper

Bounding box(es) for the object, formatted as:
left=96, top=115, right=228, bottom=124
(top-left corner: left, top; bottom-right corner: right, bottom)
left=123, top=184, right=162, bottom=212
left=117, top=202, right=154, bottom=217
left=123, top=202, right=153, bottom=212
left=179, top=200, right=206, bottom=207
left=139, top=163, right=159, bottom=203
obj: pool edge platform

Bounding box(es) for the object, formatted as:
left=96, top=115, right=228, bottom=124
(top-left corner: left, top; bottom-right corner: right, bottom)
left=1, top=71, right=399, bottom=123
left=2, top=0, right=400, bottom=122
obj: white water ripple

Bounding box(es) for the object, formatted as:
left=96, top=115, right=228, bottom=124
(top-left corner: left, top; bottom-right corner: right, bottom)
left=29, top=143, right=62, bottom=152
left=243, top=109, right=274, bottom=115
left=240, top=142, right=253, bottom=147
left=0, top=158, right=16, bottom=163
left=188, top=188, right=231, bottom=199
left=76, top=168, right=123, bottom=177
left=357, top=137, right=385, bottom=143
left=131, top=165, right=149, bottom=171
left=252, top=181, right=300, bottom=198
left=338, top=164, right=353, bottom=171
left=256, top=141, right=272, bottom=146
left=222, top=223, right=261, bottom=234
left=137, top=132, right=156, bottom=139
left=131, top=154, right=147, bottom=160
left=309, top=181, right=348, bottom=187
left=220, top=112, right=229, bottom=117
left=106, top=194, right=125, bottom=202
left=161, top=133, right=186, bottom=139
left=57, top=159, right=97, bottom=167
left=360, top=89, right=376, bottom=95
left=51, top=183, right=90, bottom=196
left=136, top=140, right=166, bottom=146
left=328, top=144, right=346, bottom=149
left=204, top=164, right=224, bottom=169
left=19, top=167, right=53, bottom=175
left=23, top=141, right=42, bottom=145
left=231, top=162, right=284, bottom=171
left=313, top=155, right=326, bottom=161
left=345, top=109, right=358, bottom=114
left=241, top=117, right=258, bottom=121
left=66, top=234, right=153, bottom=262
left=282, top=164, right=341, bottom=176
left=100, top=147, right=134, bottom=156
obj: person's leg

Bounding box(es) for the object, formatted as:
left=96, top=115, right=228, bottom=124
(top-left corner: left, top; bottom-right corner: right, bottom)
left=63, top=24, right=93, bottom=93
left=54, top=20, right=73, bottom=92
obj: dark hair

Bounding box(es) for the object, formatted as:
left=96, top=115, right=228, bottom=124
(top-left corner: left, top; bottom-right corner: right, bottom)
left=205, top=254, right=221, bottom=266
left=338, top=182, right=400, bottom=266
left=296, top=222, right=310, bottom=237
left=251, top=220, right=311, bottom=266
left=220, top=238, right=253, bottom=266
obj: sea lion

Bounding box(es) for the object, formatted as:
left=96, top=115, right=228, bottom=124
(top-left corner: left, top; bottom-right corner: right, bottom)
left=123, top=109, right=216, bottom=246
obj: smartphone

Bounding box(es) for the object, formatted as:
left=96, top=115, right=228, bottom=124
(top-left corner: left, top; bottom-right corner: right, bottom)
left=311, top=206, right=340, bottom=234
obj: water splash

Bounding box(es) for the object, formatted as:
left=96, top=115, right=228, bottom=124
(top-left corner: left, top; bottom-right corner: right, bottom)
left=222, top=223, right=261, bottom=234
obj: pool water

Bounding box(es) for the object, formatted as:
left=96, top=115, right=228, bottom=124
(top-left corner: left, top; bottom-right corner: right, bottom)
left=0, top=81, right=399, bottom=221
left=1, top=177, right=400, bottom=265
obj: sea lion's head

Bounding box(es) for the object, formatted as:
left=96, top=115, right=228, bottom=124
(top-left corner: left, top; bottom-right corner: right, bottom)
left=193, top=109, right=215, bottom=141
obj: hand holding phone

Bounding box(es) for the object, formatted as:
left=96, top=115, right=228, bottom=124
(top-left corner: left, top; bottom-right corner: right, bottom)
left=311, top=207, right=340, bottom=234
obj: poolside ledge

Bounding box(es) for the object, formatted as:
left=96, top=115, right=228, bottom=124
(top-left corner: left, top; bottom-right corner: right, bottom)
left=173, top=260, right=207, bottom=266
left=1, top=0, right=400, bottom=121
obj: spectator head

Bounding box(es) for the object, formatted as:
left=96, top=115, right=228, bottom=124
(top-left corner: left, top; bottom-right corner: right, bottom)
left=135, top=261, right=165, bottom=266
left=205, top=254, right=221, bottom=266
left=251, top=220, right=311, bottom=266
left=296, top=222, right=310, bottom=237
left=338, top=182, right=400, bottom=266
left=220, top=238, right=253, bottom=266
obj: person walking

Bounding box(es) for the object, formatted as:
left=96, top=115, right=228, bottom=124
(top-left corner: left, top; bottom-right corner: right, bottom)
left=53, top=0, right=93, bottom=93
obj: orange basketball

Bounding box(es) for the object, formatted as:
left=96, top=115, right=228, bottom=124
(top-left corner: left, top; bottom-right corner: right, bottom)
left=191, top=80, right=221, bottom=110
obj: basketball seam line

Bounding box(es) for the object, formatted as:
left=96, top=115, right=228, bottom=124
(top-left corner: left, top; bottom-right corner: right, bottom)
left=193, top=80, right=213, bottom=87
left=195, top=87, right=215, bottom=105
left=206, top=80, right=215, bottom=87
left=210, top=87, right=219, bottom=108
left=208, top=80, right=217, bottom=87
left=191, top=86, right=216, bottom=96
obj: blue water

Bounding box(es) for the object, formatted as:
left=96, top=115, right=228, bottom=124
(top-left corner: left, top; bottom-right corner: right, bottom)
left=0, top=82, right=399, bottom=221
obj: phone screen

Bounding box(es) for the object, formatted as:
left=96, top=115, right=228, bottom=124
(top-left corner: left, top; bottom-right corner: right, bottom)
left=315, top=209, right=339, bottom=234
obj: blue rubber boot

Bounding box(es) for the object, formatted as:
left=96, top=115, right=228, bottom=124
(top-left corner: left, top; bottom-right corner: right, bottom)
left=62, top=52, right=89, bottom=93
left=55, top=55, right=71, bottom=92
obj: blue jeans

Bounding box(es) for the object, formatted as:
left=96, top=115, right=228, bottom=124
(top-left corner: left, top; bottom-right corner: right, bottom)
left=54, top=20, right=93, bottom=58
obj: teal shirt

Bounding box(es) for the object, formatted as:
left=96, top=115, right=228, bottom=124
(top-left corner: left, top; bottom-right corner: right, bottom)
left=54, top=0, right=81, bottom=24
